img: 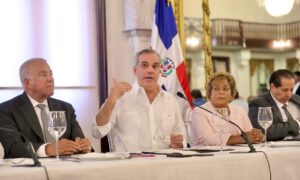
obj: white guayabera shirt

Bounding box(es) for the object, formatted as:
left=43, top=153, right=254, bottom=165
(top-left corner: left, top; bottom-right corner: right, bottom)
left=92, top=81, right=186, bottom=152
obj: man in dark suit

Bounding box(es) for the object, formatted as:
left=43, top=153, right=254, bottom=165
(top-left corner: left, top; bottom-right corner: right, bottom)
left=0, top=58, right=91, bottom=158
left=293, top=71, right=300, bottom=96
left=248, top=69, right=300, bottom=141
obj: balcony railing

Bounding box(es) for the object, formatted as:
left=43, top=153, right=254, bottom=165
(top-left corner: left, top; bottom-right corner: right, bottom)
left=185, top=18, right=300, bottom=50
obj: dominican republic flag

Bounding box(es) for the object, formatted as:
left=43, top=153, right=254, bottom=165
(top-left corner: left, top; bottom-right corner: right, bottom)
left=151, top=0, right=193, bottom=124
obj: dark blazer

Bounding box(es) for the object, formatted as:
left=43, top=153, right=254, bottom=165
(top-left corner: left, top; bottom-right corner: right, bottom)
left=248, top=92, right=300, bottom=141
left=295, top=86, right=300, bottom=96
left=0, top=92, right=85, bottom=158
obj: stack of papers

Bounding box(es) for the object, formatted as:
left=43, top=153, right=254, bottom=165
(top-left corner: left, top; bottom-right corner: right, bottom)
left=143, top=149, right=214, bottom=157
left=71, top=153, right=123, bottom=161
left=182, top=146, right=234, bottom=153
left=152, top=149, right=201, bottom=155
left=269, top=141, right=300, bottom=148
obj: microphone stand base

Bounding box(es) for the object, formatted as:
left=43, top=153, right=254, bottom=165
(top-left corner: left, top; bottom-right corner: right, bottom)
left=229, top=150, right=257, bottom=154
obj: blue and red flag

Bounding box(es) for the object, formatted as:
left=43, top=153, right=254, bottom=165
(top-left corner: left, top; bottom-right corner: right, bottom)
left=151, top=0, right=193, bottom=124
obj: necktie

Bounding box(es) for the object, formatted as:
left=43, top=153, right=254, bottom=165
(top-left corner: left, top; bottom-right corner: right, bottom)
left=282, top=104, right=294, bottom=122
left=36, top=104, right=55, bottom=143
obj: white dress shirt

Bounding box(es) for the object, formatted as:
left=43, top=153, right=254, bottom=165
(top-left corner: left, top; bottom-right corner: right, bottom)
left=293, top=81, right=300, bottom=94
left=92, top=82, right=186, bottom=152
left=270, top=93, right=300, bottom=137
left=270, top=93, right=300, bottom=123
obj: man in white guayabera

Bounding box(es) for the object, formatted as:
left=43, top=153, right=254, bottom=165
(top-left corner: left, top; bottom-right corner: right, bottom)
left=92, top=49, right=186, bottom=152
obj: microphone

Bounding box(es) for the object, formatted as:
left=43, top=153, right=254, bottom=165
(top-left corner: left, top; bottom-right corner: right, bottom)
left=177, top=92, right=256, bottom=153
left=0, top=127, right=41, bottom=167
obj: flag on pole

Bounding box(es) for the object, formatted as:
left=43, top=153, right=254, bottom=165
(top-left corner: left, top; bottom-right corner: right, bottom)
left=151, top=0, right=193, bottom=127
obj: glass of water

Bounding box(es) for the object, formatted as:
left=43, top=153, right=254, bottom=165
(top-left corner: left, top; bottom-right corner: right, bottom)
left=48, top=111, right=67, bottom=160
left=257, top=107, right=273, bottom=146
left=214, top=108, right=229, bottom=152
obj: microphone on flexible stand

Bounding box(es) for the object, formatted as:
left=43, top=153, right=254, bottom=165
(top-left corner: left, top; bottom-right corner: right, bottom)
left=176, top=92, right=256, bottom=153
left=0, top=127, right=41, bottom=167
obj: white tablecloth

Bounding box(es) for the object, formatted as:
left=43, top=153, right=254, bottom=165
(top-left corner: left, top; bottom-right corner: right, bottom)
left=1, top=146, right=300, bottom=180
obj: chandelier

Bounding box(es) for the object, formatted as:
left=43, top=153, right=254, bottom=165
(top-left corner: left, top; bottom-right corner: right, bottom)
left=264, top=0, right=295, bottom=17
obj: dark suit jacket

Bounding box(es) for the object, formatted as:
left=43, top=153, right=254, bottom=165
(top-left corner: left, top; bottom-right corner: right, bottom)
left=248, top=92, right=300, bottom=141
left=295, top=85, right=300, bottom=96
left=0, top=92, right=85, bottom=158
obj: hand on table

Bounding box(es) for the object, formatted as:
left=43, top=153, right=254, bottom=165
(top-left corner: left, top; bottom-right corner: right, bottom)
left=75, top=137, right=92, bottom=153
left=170, top=134, right=184, bottom=149
left=247, top=128, right=265, bottom=144
left=46, top=139, right=81, bottom=156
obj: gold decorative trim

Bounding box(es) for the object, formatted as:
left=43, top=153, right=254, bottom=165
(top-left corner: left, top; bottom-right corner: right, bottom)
left=202, top=0, right=213, bottom=84
left=171, top=0, right=185, bottom=58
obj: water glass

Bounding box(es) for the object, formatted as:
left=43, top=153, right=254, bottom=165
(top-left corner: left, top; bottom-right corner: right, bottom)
left=257, top=107, right=273, bottom=146
left=214, top=108, right=229, bottom=152
left=48, top=111, right=67, bottom=160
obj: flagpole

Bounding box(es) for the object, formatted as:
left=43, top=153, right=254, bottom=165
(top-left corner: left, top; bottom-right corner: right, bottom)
left=168, top=0, right=185, bottom=59
left=202, top=0, right=213, bottom=84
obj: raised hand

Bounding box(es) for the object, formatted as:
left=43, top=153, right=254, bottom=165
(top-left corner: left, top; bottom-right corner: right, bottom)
left=110, top=79, right=132, bottom=101
left=96, top=79, right=132, bottom=126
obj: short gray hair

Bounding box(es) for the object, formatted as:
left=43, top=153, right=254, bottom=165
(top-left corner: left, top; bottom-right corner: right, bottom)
left=19, top=58, right=47, bottom=85
left=134, top=48, right=160, bottom=66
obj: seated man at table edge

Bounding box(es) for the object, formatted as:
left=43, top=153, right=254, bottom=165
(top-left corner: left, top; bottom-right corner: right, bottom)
left=248, top=69, right=300, bottom=141
left=0, top=58, right=92, bottom=158
left=92, top=48, right=186, bottom=152
left=191, top=72, right=264, bottom=146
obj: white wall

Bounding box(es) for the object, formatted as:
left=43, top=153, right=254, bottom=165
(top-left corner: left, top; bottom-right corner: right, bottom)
left=106, top=0, right=136, bottom=89
left=0, top=0, right=100, bottom=152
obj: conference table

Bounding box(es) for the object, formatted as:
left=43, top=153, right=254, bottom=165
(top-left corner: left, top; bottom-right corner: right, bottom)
left=1, top=143, right=300, bottom=180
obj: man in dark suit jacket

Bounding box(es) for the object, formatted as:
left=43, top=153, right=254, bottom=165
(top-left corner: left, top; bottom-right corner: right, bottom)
left=293, top=71, right=300, bottom=96
left=249, top=69, right=300, bottom=141
left=0, top=58, right=91, bottom=158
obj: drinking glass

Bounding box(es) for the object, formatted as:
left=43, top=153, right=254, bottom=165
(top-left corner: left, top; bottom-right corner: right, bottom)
left=214, top=108, right=229, bottom=152
left=153, top=118, right=181, bottom=146
left=153, top=120, right=166, bottom=141
left=48, top=111, right=67, bottom=160
left=257, top=107, right=273, bottom=146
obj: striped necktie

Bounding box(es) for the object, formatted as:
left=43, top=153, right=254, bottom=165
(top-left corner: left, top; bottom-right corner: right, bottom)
left=282, top=104, right=294, bottom=122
